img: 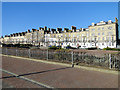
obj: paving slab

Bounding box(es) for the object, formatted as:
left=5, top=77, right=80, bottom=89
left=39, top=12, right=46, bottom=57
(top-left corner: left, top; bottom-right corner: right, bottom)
left=1, top=56, right=119, bottom=88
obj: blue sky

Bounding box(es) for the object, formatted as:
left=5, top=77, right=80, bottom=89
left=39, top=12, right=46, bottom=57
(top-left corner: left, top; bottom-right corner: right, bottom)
left=2, top=2, right=118, bottom=36
left=118, top=1, right=120, bottom=39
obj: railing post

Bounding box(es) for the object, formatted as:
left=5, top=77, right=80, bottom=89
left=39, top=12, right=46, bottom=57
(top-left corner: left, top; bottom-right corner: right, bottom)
left=113, top=56, right=115, bottom=68
left=109, top=54, right=112, bottom=69
left=28, top=49, right=31, bottom=58
left=71, top=51, right=74, bottom=67
left=16, top=48, right=17, bottom=56
left=81, top=52, right=83, bottom=60
left=47, top=49, right=48, bottom=60
left=6, top=48, right=7, bottom=55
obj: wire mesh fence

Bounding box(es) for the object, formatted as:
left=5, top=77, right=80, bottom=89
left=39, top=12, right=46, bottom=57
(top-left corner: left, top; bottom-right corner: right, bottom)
left=73, top=52, right=109, bottom=67
left=1, top=47, right=120, bottom=70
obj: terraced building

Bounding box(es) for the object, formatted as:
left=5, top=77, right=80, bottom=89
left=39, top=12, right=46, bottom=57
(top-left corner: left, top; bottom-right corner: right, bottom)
left=0, top=17, right=120, bottom=49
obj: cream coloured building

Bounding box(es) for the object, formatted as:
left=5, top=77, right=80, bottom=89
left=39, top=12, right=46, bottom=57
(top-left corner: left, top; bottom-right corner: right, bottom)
left=88, top=19, right=119, bottom=49
left=25, top=28, right=45, bottom=46
left=1, top=18, right=120, bottom=49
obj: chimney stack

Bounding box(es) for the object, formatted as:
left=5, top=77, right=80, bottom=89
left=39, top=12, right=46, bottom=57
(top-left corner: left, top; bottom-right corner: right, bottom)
left=64, top=28, right=69, bottom=32
left=27, top=29, right=30, bottom=33
left=32, top=29, right=37, bottom=32
left=44, top=26, right=47, bottom=31
left=57, top=28, right=62, bottom=33
left=71, top=26, right=76, bottom=32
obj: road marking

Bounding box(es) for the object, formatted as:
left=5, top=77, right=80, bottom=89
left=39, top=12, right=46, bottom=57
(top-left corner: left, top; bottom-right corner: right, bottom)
left=1, top=69, right=55, bottom=89
left=1, top=54, right=119, bottom=75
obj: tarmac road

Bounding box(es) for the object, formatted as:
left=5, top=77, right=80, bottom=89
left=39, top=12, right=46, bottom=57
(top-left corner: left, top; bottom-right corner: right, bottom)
left=1, top=55, right=119, bottom=88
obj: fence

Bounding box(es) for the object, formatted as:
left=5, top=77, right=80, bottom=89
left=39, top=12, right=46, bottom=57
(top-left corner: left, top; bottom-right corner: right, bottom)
left=1, top=47, right=120, bottom=70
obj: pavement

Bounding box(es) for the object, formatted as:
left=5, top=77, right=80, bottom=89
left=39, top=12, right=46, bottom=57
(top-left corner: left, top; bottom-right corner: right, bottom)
left=1, top=55, right=119, bottom=88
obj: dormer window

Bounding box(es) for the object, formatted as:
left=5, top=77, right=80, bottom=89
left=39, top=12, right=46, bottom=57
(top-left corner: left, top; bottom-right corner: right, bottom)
left=92, top=23, right=95, bottom=26
left=97, top=21, right=106, bottom=25
left=108, top=20, right=112, bottom=24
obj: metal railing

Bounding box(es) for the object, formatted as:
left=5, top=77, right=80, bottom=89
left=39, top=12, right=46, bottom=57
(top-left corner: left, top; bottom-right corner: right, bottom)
left=1, top=47, right=120, bottom=70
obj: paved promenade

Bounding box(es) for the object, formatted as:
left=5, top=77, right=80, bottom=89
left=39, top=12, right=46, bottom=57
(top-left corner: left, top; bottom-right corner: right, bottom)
left=1, top=55, right=119, bottom=88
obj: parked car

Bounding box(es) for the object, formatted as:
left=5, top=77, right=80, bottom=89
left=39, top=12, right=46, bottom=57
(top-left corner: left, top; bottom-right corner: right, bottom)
left=57, top=46, right=61, bottom=49
left=66, top=45, right=77, bottom=49
left=48, top=45, right=52, bottom=47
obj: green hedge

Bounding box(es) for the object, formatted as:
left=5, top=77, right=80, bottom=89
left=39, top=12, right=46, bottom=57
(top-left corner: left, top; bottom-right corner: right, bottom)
left=86, top=47, right=97, bottom=50
left=48, top=46, right=64, bottom=50
left=103, top=47, right=120, bottom=51
left=2, top=44, right=33, bottom=48
left=48, top=46, right=58, bottom=50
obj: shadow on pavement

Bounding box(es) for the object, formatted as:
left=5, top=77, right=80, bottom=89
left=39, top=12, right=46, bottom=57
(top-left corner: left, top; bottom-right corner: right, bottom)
left=1, top=67, right=72, bottom=79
